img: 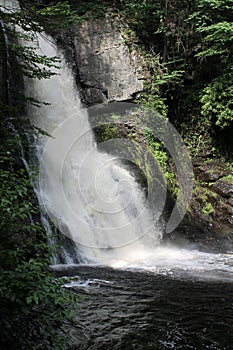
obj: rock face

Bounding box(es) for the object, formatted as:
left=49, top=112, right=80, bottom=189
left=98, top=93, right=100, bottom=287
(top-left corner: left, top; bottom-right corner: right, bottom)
left=190, top=162, right=233, bottom=239
left=72, top=16, right=145, bottom=106
left=211, top=179, right=233, bottom=198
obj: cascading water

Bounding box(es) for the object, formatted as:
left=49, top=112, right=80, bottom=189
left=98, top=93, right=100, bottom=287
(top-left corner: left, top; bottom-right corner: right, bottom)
left=26, top=35, right=233, bottom=277
left=2, top=3, right=233, bottom=349
left=22, top=31, right=233, bottom=277
left=2, top=0, right=233, bottom=277
left=25, top=33, right=162, bottom=265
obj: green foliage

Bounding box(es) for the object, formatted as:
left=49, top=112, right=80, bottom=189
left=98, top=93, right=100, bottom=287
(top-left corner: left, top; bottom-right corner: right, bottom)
left=139, top=87, right=167, bottom=117
left=124, top=0, right=233, bottom=156
left=1, top=0, right=232, bottom=343
left=35, top=1, right=84, bottom=28
left=144, top=127, right=178, bottom=196
left=222, top=174, right=233, bottom=185
left=189, top=0, right=233, bottom=132
left=193, top=185, right=216, bottom=217
left=0, top=2, right=81, bottom=349
left=144, top=127, right=168, bottom=170
left=95, top=123, right=119, bottom=142
left=9, top=42, right=60, bottom=79
left=38, top=1, right=75, bottom=17
left=202, top=202, right=215, bottom=216
left=180, top=113, right=216, bottom=159
left=191, top=0, right=233, bottom=63
left=200, top=69, right=233, bottom=129
left=119, top=0, right=162, bottom=40
left=120, top=0, right=233, bottom=149
left=196, top=21, right=233, bottom=58
left=72, top=0, right=110, bottom=18
left=137, top=54, right=184, bottom=117
left=0, top=4, right=61, bottom=84
left=0, top=131, right=79, bottom=349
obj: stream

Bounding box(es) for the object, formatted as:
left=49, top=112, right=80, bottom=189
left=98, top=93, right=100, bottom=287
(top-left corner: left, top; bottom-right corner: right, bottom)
left=52, top=247, right=233, bottom=350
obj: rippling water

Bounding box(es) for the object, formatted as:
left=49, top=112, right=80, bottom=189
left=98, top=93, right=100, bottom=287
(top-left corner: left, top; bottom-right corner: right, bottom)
left=52, top=248, right=233, bottom=350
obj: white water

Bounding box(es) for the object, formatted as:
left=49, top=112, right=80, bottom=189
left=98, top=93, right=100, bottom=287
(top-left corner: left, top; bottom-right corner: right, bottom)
left=109, top=246, right=233, bottom=280
left=25, top=34, right=161, bottom=264
left=2, top=0, right=231, bottom=278
left=26, top=35, right=233, bottom=280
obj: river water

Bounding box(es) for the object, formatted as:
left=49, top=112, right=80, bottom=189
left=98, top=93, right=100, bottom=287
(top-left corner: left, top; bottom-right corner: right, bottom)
left=56, top=265, right=233, bottom=350
left=52, top=246, right=233, bottom=350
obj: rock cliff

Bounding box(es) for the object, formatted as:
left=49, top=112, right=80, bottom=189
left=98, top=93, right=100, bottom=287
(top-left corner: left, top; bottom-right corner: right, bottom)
left=70, top=16, right=145, bottom=106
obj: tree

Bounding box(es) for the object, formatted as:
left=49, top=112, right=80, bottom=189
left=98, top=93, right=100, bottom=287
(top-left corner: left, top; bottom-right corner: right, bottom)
left=192, top=0, right=233, bottom=129
left=120, top=0, right=233, bottom=153
left=0, top=2, right=80, bottom=349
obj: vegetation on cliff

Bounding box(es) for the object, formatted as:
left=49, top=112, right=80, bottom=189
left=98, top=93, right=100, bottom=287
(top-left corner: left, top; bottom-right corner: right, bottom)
left=59, top=0, right=232, bottom=155
left=0, top=0, right=232, bottom=348
left=69, top=0, right=232, bottom=233
left=0, top=2, right=80, bottom=349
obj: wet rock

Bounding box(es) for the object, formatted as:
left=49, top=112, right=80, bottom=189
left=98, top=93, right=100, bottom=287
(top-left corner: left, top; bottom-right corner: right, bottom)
left=227, top=198, right=233, bottom=206
left=195, top=162, right=230, bottom=182
left=198, top=171, right=222, bottom=182
left=211, top=179, right=233, bottom=198
left=188, top=160, right=233, bottom=239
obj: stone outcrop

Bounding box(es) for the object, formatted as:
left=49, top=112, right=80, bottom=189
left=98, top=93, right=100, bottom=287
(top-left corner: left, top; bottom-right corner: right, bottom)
left=71, top=16, right=146, bottom=106
left=211, top=179, right=233, bottom=198
left=190, top=161, right=233, bottom=239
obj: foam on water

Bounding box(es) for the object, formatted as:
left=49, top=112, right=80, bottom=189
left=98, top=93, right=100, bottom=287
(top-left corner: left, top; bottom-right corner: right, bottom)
left=109, top=245, right=233, bottom=280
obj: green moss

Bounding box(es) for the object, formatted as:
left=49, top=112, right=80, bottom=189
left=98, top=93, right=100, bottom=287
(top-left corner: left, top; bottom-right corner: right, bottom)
left=202, top=202, right=215, bottom=216
left=127, top=131, right=140, bottom=142
left=193, top=184, right=217, bottom=217
left=222, top=174, right=233, bottom=184
left=194, top=183, right=218, bottom=199
left=204, top=187, right=218, bottom=199
left=94, top=124, right=119, bottom=142
left=144, top=127, right=178, bottom=196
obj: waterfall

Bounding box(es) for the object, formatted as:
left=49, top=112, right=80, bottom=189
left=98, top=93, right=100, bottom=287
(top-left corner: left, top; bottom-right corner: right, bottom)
left=25, top=33, right=162, bottom=265
left=2, top=0, right=233, bottom=277
left=0, top=0, right=163, bottom=265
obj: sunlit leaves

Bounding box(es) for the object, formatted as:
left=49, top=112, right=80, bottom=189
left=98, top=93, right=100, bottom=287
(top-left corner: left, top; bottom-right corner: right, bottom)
left=190, top=0, right=233, bottom=130
left=196, top=21, right=233, bottom=58
left=200, top=69, right=233, bottom=128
